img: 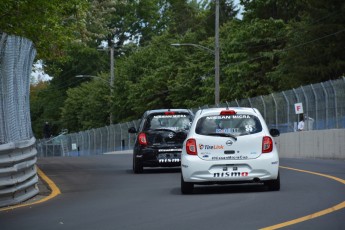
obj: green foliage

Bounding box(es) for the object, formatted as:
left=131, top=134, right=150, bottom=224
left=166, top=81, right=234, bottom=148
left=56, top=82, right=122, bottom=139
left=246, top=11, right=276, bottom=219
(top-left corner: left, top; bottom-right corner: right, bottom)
left=268, top=0, right=345, bottom=88
left=113, top=34, right=179, bottom=119
left=0, top=0, right=89, bottom=61
left=30, top=81, right=66, bottom=137
left=220, top=19, right=288, bottom=100
left=23, top=0, right=345, bottom=136
left=84, top=0, right=170, bottom=47
left=61, top=76, right=110, bottom=132
left=240, top=0, right=306, bottom=22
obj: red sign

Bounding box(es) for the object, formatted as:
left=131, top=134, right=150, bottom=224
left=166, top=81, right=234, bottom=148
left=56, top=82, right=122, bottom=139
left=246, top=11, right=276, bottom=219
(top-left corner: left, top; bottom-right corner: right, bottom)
left=294, top=103, right=304, bottom=114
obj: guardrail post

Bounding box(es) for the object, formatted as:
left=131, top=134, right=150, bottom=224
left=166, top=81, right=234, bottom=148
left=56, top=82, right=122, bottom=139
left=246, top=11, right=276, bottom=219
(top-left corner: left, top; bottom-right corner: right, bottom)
left=330, top=81, right=338, bottom=128
left=282, top=92, right=290, bottom=132
left=310, top=84, right=318, bottom=130
left=321, top=82, right=329, bottom=128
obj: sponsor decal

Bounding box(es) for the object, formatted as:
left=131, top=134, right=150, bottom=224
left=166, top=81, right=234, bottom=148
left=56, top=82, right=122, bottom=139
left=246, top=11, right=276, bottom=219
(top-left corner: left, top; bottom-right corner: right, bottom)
left=154, top=115, right=187, bottom=119
left=159, top=159, right=180, bottom=163
left=226, top=140, right=233, bottom=146
left=164, top=127, right=179, bottom=131
left=216, top=128, right=239, bottom=134
left=213, top=172, right=249, bottom=177
left=158, top=149, right=182, bottom=152
left=200, top=152, right=211, bottom=155
left=206, top=115, right=250, bottom=120
left=211, top=156, right=248, bottom=160
left=199, top=144, right=224, bottom=150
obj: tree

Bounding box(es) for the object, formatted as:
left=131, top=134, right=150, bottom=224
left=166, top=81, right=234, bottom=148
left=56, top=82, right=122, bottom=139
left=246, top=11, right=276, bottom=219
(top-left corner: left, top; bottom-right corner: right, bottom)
left=84, top=0, right=170, bottom=48
left=114, top=34, right=179, bottom=119
left=269, top=0, right=345, bottom=87
left=219, top=18, right=288, bottom=100
left=0, top=0, right=89, bottom=61
left=204, top=0, right=239, bottom=36
left=61, top=77, right=109, bottom=132
left=240, top=0, right=305, bottom=22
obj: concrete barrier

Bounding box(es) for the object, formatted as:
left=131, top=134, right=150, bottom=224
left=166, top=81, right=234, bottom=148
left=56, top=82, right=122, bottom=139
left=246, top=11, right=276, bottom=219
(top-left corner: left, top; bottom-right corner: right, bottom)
left=275, top=129, right=345, bottom=159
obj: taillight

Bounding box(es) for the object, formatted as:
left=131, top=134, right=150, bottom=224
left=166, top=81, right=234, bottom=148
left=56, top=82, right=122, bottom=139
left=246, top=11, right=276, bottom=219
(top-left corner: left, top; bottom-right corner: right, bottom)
left=220, top=110, right=236, bottom=115
left=262, top=136, right=273, bottom=153
left=164, top=111, right=175, bottom=115
left=186, top=138, right=197, bottom=155
left=138, top=132, right=147, bottom=146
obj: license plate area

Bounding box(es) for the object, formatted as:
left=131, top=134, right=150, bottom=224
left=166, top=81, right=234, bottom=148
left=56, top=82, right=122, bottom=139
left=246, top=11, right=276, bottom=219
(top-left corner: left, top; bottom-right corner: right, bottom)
left=209, top=164, right=250, bottom=177
left=157, top=152, right=181, bottom=163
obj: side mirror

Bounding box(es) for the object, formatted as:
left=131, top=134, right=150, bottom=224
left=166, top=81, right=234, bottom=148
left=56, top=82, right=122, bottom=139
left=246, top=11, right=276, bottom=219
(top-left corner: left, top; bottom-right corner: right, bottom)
left=128, top=127, right=137, bottom=134
left=270, top=129, right=280, bottom=137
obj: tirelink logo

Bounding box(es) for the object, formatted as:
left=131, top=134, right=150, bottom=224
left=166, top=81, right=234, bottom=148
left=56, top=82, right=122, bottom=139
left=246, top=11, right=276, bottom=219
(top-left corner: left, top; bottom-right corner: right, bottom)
left=199, top=144, right=224, bottom=150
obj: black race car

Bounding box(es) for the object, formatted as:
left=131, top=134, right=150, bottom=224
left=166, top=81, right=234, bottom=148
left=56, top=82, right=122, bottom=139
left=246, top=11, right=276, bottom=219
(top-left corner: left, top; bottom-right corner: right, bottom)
left=128, top=109, right=194, bottom=173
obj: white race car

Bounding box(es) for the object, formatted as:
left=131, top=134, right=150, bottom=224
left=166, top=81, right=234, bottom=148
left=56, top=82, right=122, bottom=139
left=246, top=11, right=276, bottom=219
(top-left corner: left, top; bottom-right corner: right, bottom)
left=181, top=107, right=280, bottom=194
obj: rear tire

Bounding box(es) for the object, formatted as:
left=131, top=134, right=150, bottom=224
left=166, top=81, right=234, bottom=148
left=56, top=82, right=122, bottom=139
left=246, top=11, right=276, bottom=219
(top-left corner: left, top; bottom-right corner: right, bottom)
left=133, top=156, right=143, bottom=174
left=265, top=173, right=280, bottom=191
left=181, top=175, right=194, bottom=194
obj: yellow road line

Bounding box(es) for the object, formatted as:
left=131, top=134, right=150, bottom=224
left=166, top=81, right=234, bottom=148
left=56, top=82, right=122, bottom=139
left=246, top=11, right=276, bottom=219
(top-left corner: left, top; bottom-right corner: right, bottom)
left=0, top=166, right=61, bottom=212
left=260, top=166, right=345, bottom=230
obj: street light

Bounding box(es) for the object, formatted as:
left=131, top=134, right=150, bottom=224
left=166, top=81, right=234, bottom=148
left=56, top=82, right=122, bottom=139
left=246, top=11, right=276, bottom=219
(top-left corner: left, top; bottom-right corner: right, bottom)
left=75, top=75, right=114, bottom=125
left=171, top=1, right=220, bottom=105
left=75, top=75, right=113, bottom=88
left=215, top=0, right=220, bottom=105
left=171, top=42, right=220, bottom=105
left=170, top=43, right=214, bottom=55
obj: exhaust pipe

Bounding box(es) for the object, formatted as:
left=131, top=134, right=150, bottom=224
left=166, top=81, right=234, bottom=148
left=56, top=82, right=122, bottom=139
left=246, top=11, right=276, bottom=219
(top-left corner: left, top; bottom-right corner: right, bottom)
left=253, top=178, right=260, bottom=183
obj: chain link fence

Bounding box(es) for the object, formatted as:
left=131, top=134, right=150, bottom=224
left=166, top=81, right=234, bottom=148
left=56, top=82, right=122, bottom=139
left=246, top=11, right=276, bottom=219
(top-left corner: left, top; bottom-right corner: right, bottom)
left=36, top=77, right=345, bottom=157
left=36, top=120, right=140, bottom=157
left=0, top=33, right=38, bottom=207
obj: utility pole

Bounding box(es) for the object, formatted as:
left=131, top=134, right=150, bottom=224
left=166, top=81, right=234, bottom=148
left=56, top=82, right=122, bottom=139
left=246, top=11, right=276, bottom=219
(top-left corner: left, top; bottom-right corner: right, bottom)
left=215, top=0, right=220, bottom=105
left=109, top=41, right=114, bottom=125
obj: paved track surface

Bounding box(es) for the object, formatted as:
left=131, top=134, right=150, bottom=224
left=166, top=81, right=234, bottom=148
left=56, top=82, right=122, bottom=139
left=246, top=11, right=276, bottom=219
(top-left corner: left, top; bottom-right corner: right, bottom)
left=1, top=154, right=344, bottom=230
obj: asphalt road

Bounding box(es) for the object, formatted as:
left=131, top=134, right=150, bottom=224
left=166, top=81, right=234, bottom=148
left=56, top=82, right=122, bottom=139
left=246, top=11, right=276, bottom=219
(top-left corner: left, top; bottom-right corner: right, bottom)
left=1, top=154, right=344, bottom=230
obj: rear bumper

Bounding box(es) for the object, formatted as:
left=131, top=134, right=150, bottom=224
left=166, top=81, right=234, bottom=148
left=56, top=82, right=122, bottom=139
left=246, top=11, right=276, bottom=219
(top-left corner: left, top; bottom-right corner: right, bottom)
left=135, top=147, right=182, bottom=167
left=181, top=152, right=279, bottom=183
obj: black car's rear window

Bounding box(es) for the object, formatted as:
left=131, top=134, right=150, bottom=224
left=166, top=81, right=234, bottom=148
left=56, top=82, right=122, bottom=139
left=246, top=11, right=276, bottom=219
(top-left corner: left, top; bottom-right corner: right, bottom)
left=196, top=114, right=262, bottom=136
left=144, top=113, right=193, bottom=131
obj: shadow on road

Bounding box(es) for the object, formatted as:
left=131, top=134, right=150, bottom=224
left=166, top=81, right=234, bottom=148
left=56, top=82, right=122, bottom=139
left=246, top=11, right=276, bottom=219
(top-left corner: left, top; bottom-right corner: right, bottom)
left=125, top=167, right=181, bottom=174
left=171, top=183, right=269, bottom=195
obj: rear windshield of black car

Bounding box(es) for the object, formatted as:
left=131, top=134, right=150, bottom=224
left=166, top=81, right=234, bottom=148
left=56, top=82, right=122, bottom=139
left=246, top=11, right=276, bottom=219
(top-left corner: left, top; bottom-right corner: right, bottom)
left=144, top=113, right=193, bottom=131
left=195, top=114, right=263, bottom=136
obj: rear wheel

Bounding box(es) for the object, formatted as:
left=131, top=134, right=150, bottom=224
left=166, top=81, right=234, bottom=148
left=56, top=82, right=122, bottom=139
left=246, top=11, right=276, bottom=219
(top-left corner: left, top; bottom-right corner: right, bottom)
left=181, top=175, right=194, bottom=194
left=133, top=156, right=143, bottom=174
left=265, top=173, right=280, bottom=191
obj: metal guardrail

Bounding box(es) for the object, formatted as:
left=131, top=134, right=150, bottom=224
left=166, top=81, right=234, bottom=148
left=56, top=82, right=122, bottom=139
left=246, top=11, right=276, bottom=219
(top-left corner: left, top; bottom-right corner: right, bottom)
left=0, top=33, right=38, bottom=208
left=0, top=138, right=38, bottom=207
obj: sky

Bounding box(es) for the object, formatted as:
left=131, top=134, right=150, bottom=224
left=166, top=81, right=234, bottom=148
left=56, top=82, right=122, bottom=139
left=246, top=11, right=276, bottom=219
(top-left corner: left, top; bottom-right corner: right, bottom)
left=30, top=60, right=52, bottom=84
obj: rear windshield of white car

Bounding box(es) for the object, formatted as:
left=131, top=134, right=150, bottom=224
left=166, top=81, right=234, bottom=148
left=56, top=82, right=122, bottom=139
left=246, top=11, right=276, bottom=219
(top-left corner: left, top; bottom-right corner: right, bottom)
left=195, top=114, right=263, bottom=136
left=145, top=113, right=193, bottom=131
